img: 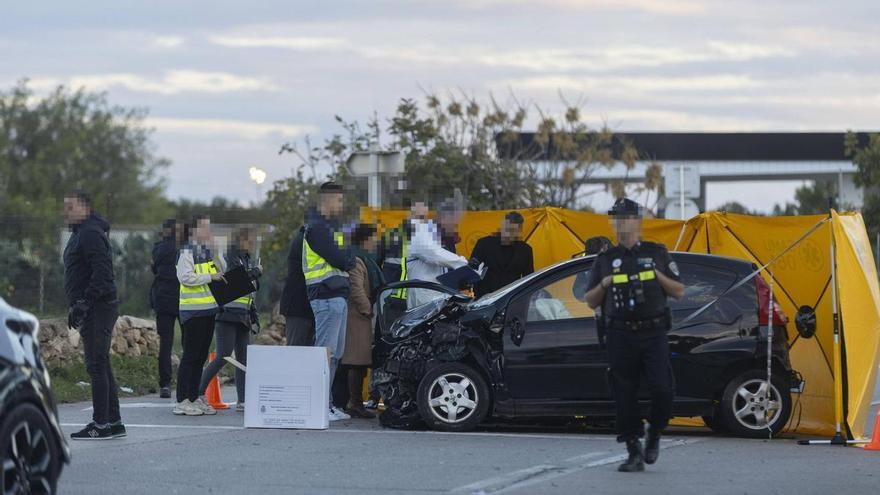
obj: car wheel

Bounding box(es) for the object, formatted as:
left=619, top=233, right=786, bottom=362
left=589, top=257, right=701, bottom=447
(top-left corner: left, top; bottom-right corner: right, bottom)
left=1, top=403, right=61, bottom=495
left=719, top=370, right=792, bottom=438
left=417, top=362, right=490, bottom=432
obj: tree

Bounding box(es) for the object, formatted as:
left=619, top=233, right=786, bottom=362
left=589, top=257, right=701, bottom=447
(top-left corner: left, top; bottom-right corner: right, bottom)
left=0, top=81, right=171, bottom=314
left=846, top=131, right=880, bottom=238
left=717, top=201, right=761, bottom=215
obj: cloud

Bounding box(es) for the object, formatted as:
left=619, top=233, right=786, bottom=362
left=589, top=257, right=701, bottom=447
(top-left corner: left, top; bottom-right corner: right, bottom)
left=209, top=35, right=348, bottom=50
left=458, top=0, right=708, bottom=15
left=146, top=117, right=318, bottom=140
left=154, top=36, right=185, bottom=48
left=26, top=70, right=278, bottom=95
left=502, top=74, right=763, bottom=93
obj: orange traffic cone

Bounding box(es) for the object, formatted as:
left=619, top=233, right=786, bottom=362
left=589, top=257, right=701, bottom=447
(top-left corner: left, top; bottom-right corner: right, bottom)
left=865, top=409, right=880, bottom=451
left=205, top=352, right=230, bottom=410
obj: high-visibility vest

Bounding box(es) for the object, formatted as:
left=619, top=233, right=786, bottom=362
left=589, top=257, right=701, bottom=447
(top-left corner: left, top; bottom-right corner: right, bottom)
left=302, top=229, right=348, bottom=286
left=389, top=229, right=408, bottom=300
left=179, top=256, right=219, bottom=312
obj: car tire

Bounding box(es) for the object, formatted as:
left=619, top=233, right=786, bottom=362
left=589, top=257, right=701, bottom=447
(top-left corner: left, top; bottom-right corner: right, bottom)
left=417, top=362, right=490, bottom=432
left=719, top=370, right=792, bottom=439
left=1, top=402, right=61, bottom=494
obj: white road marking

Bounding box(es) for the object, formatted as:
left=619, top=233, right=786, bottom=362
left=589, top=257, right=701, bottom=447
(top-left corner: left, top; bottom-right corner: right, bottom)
left=62, top=423, right=243, bottom=431
left=451, top=438, right=703, bottom=494
left=81, top=403, right=176, bottom=411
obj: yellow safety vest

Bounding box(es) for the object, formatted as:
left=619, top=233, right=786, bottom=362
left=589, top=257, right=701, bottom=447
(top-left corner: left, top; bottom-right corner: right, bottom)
left=390, top=231, right=408, bottom=300
left=224, top=288, right=254, bottom=312
left=302, top=230, right=348, bottom=286
left=179, top=258, right=219, bottom=312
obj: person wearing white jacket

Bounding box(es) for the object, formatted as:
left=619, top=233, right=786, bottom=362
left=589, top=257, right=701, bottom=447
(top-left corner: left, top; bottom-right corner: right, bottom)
left=406, top=201, right=468, bottom=308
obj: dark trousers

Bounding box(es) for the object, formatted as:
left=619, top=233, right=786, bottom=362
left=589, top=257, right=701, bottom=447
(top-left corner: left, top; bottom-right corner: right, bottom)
left=199, top=321, right=249, bottom=403
left=155, top=312, right=177, bottom=388
left=285, top=316, right=315, bottom=346
left=332, top=365, right=368, bottom=408
left=80, top=302, right=121, bottom=426
left=606, top=329, right=674, bottom=442
left=176, top=315, right=215, bottom=403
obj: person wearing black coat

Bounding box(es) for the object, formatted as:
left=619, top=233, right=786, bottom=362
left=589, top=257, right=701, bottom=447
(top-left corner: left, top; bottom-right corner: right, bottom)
left=62, top=191, right=125, bottom=440
left=150, top=219, right=181, bottom=398
left=280, top=226, right=315, bottom=346
left=471, top=212, right=534, bottom=299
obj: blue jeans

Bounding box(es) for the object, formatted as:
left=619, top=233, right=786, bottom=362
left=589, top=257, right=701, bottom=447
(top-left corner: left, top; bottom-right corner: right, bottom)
left=310, top=297, right=348, bottom=405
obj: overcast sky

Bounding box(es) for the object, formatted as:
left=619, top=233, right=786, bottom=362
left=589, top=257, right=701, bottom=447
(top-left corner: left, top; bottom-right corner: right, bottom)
left=3, top=0, right=878, bottom=213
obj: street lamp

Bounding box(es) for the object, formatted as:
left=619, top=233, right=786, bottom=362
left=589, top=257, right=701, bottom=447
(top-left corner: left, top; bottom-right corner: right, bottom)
left=249, top=166, right=267, bottom=204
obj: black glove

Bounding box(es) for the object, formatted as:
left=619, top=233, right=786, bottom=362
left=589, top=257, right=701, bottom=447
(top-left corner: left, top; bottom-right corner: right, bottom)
left=468, top=257, right=481, bottom=270
left=68, top=300, right=90, bottom=330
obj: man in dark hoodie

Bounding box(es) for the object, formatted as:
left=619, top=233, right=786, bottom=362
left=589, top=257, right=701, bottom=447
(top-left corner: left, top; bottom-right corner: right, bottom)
left=62, top=191, right=125, bottom=440
left=150, top=219, right=180, bottom=399
left=280, top=225, right=314, bottom=347
left=302, top=182, right=356, bottom=422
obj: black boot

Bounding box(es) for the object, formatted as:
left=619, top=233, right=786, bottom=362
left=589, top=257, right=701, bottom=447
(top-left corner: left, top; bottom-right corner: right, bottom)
left=618, top=439, right=645, bottom=472
left=644, top=427, right=661, bottom=464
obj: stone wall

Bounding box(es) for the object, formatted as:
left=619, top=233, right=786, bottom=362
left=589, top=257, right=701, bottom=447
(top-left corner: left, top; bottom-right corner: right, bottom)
left=39, top=316, right=161, bottom=367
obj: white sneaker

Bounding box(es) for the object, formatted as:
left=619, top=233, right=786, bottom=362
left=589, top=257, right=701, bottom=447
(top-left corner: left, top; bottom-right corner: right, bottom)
left=235, top=402, right=245, bottom=412
left=194, top=397, right=218, bottom=415
left=329, top=406, right=351, bottom=421
left=173, top=400, right=203, bottom=416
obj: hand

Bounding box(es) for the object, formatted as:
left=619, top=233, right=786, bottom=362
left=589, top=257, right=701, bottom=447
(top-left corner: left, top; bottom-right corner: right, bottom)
left=211, top=272, right=227, bottom=283
left=601, top=275, right=613, bottom=289
left=68, top=300, right=89, bottom=330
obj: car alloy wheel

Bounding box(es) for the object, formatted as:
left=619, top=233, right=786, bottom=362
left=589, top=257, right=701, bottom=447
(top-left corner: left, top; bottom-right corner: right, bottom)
left=730, top=378, right=783, bottom=431
left=426, top=373, right=479, bottom=424
left=2, top=420, right=53, bottom=495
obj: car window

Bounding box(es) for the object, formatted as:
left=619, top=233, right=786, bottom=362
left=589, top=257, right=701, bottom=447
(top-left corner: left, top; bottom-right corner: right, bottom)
left=526, top=270, right=596, bottom=323
left=670, top=262, right=738, bottom=310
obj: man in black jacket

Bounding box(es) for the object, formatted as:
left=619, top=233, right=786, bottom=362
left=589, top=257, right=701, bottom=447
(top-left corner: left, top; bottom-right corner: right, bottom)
left=150, top=219, right=180, bottom=398
left=62, top=191, right=125, bottom=440
left=472, top=212, right=534, bottom=299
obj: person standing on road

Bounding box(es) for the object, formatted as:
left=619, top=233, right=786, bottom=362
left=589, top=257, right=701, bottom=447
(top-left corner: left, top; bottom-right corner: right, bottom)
left=584, top=198, right=684, bottom=473
left=280, top=222, right=315, bottom=347
left=173, top=214, right=226, bottom=417
left=471, top=211, right=534, bottom=299
left=199, top=227, right=261, bottom=412
left=63, top=191, right=126, bottom=440
left=303, top=182, right=356, bottom=422
left=150, top=218, right=181, bottom=399
left=338, top=223, right=385, bottom=419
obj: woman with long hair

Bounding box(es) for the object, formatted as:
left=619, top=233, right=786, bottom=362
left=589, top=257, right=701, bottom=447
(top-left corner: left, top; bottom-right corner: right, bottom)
left=199, top=227, right=261, bottom=412
left=338, top=223, right=385, bottom=418
left=173, top=214, right=225, bottom=416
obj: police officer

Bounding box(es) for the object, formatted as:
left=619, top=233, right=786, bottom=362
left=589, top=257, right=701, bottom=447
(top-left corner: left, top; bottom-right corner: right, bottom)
left=585, top=198, right=684, bottom=472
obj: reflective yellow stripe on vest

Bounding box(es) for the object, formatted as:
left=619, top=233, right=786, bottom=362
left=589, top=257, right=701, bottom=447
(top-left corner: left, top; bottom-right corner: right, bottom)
left=390, top=233, right=408, bottom=299
left=302, top=230, right=349, bottom=286
left=224, top=292, right=254, bottom=311
left=179, top=260, right=218, bottom=311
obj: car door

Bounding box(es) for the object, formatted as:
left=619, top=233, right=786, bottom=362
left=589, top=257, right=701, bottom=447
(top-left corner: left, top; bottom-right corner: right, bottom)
left=501, top=266, right=608, bottom=401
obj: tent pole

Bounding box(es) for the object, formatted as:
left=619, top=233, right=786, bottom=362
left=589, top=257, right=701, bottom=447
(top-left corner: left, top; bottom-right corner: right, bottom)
left=799, top=219, right=851, bottom=445
left=767, top=270, right=774, bottom=440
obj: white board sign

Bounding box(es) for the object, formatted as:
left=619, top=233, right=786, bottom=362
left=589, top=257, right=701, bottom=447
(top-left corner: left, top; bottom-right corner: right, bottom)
left=664, top=164, right=700, bottom=198
left=244, top=345, right=329, bottom=430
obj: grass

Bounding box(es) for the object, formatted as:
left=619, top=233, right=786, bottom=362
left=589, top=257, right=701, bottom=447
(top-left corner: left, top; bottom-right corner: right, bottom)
left=49, top=319, right=237, bottom=403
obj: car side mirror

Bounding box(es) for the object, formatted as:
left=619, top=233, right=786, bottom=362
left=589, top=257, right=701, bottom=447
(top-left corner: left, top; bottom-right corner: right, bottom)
left=795, top=305, right=816, bottom=339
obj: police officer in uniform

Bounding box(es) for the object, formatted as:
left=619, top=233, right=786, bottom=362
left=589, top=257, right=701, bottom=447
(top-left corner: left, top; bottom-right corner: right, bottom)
left=585, top=198, right=684, bottom=472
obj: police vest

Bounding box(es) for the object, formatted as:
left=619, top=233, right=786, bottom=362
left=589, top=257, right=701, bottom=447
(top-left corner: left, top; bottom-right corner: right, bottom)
left=388, top=226, right=409, bottom=300
left=302, top=230, right=349, bottom=286
left=179, top=251, right=218, bottom=313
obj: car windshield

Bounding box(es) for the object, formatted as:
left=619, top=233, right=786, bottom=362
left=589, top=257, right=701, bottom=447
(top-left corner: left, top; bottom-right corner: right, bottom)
left=389, top=295, right=451, bottom=339
left=470, top=257, right=585, bottom=309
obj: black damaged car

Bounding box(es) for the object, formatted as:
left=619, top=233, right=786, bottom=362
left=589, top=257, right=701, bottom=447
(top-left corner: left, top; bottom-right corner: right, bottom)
left=373, top=252, right=805, bottom=439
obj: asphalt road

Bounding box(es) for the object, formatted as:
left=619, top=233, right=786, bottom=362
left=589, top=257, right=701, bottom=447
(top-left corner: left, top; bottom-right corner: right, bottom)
left=56, top=385, right=880, bottom=495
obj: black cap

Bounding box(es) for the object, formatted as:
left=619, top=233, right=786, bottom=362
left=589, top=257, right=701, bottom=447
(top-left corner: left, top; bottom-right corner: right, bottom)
left=319, top=181, right=344, bottom=194
left=608, top=197, right=642, bottom=217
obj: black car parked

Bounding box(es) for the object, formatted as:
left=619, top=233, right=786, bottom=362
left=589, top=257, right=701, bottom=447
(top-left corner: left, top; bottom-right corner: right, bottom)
left=374, top=252, right=803, bottom=438
left=1, top=298, right=69, bottom=493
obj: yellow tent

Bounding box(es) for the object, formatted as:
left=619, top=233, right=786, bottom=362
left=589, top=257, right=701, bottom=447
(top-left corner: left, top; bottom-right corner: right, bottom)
left=362, top=207, right=880, bottom=438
